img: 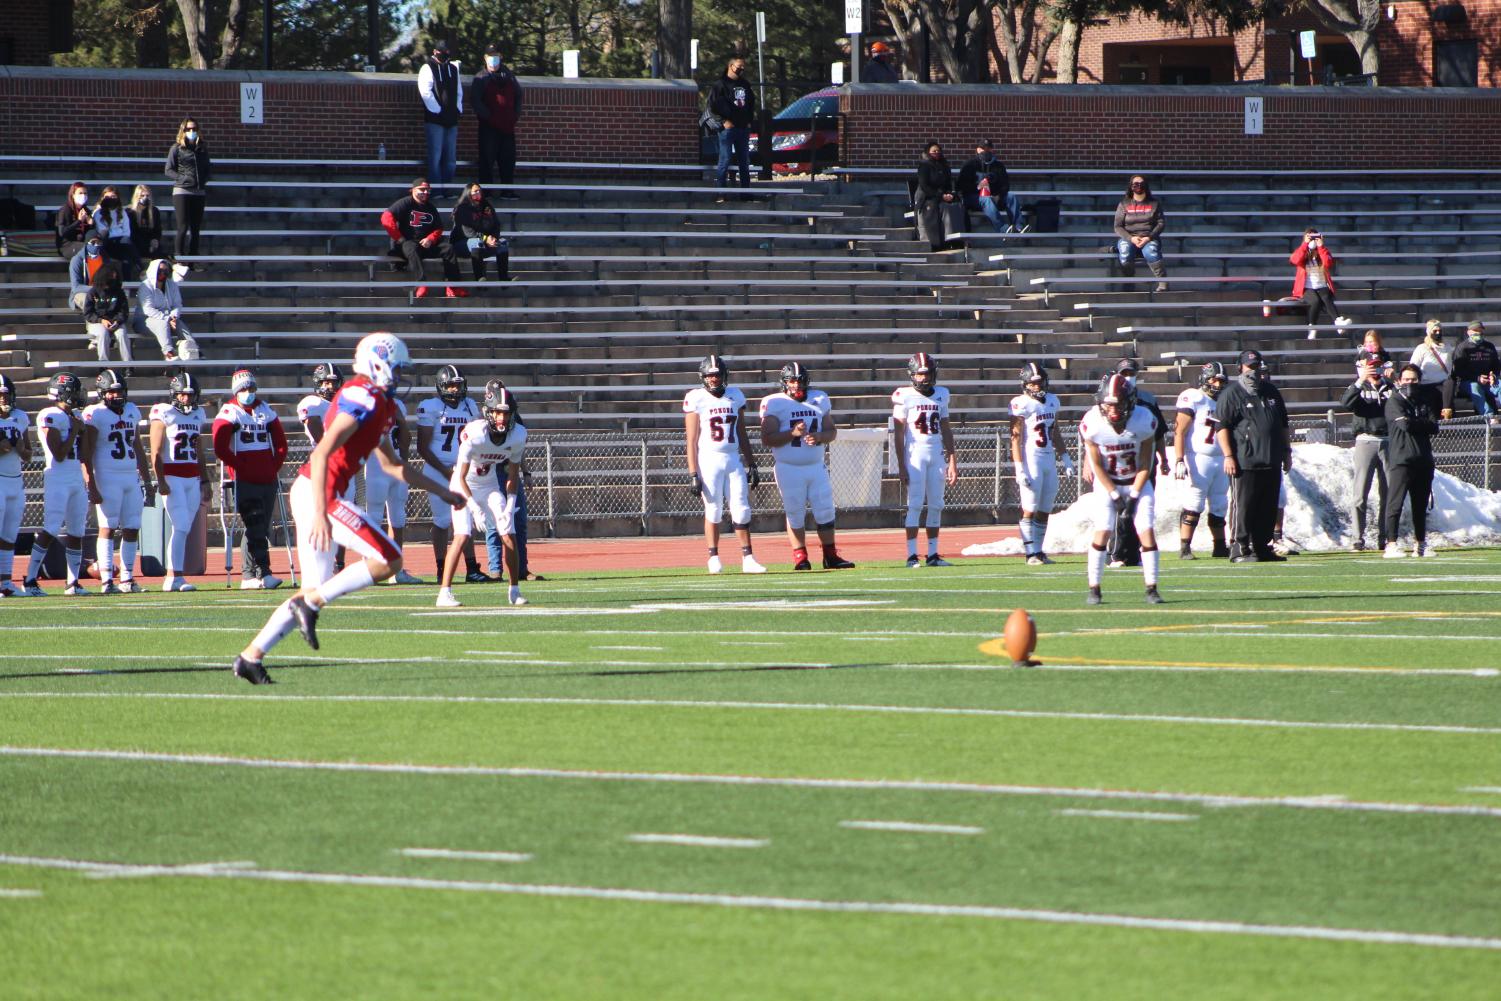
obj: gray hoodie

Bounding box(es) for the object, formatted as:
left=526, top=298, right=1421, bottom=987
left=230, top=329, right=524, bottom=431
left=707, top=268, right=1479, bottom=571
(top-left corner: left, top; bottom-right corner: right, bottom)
left=138, top=259, right=183, bottom=322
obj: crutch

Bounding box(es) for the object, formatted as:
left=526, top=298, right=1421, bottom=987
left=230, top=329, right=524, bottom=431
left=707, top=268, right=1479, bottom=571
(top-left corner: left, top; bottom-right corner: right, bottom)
left=275, top=473, right=298, bottom=587
left=217, top=462, right=235, bottom=589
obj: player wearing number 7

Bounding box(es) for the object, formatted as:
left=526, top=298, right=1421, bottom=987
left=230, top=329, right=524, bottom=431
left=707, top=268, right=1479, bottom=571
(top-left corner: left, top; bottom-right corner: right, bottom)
left=1172, top=361, right=1231, bottom=559
left=1079, top=373, right=1163, bottom=605
left=892, top=352, right=957, bottom=567
left=1008, top=362, right=1074, bottom=566
left=684, top=355, right=766, bottom=575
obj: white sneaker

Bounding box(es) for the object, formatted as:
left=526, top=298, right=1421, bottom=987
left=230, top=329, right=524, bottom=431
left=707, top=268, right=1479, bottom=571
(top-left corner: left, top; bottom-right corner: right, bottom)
left=393, top=569, right=424, bottom=585
left=119, top=579, right=143, bottom=593
left=240, top=577, right=266, bottom=590
left=163, top=577, right=196, bottom=592
left=261, top=574, right=283, bottom=590
left=1026, top=555, right=1045, bottom=566
left=100, top=581, right=122, bottom=595
left=707, top=555, right=723, bottom=575
left=741, top=555, right=767, bottom=574
left=508, top=585, right=528, bottom=606
left=1383, top=542, right=1407, bottom=559
left=435, top=588, right=462, bottom=608
left=1307, top=327, right=1318, bottom=340
left=1335, top=315, right=1352, bottom=333
left=1417, top=542, right=1438, bottom=557
left=64, top=583, right=90, bottom=596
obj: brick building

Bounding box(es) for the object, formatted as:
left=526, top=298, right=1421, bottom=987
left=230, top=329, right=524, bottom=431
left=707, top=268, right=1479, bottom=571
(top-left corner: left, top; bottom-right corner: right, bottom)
left=0, top=0, right=70, bottom=66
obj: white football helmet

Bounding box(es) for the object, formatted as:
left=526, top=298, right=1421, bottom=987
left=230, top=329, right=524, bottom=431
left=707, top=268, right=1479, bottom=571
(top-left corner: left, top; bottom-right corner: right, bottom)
left=353, top=332, right=410, bottom=390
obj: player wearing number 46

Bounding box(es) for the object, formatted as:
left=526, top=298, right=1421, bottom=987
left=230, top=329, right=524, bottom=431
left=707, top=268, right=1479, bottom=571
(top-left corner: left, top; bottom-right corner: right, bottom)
left=1080, top=374, right=1163, bottom=605
left=22, top=373, right=88, bottom=596
left=1008, top=362, right=1073, bottom=567
left=0, top=374, right=34, bottom=597
left=893, top=352, right=957, bottom=567
left=684, top=355, right=765, bottom=575
left=81, top=369, right=154, bottom=593
left=213, top=369, right=288, bottom=589
left=150, top=372, right=210, bottom=592
left=759, top=362, right=854, bottom=570
left=1172, top=362, right=1231, bottom=559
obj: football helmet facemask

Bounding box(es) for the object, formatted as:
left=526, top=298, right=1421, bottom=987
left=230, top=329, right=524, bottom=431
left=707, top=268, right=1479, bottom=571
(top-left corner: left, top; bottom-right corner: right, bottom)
left=698, top=355, right=728, bottom=398
left=482, top=386, right=516, bottom=442
left=1096, top=373, right=1137, bottom=430
left=313, top=362, right=344, bottom=401
left=0, top=373, right=14, bottom=416
left=436, top=363, right=467, bottom=406
left=96, top=369, right=128, bottom=414
left=169, top=371, right=201, bottom=414
left=1020, top=361, right=1049, bottom=400
left=1198, top=361, right=1228, bottom=399
left=48, top=372, right=84, bottom=409
left=780, top=361, right=810, bottom=402
left=907, top=352, right=937, bottom=397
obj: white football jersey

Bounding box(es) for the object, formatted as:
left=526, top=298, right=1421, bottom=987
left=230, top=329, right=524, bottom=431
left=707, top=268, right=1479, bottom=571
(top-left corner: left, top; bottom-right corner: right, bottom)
left=417, top=396, right=480, bottom=465
left=1079, top=404, right=1158, bottom=487
left=760, top=390, right=832, bottom=467
left=296, top=394, right=333, bottom=443
left=683, top=386, right=748, bottom=456
left=1009, top=392, right=1061, bottom=469
left=892, top=385, right=950, bottom=453
left=214, top=400, right=280, bottom=456
left=0, top=406, right=30, bottom=479
left=1174, top=388, right=1222, bottom=457
left=37, top=405, right=84, bottom=477
left=149, top=402, right=207, bottom=475
left=454, top=419, right=527, bottom=488
left=82, top=401, right=144, bottom=477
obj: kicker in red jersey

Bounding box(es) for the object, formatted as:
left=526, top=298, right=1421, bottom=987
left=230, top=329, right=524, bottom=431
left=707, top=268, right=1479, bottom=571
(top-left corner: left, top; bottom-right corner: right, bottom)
left=297, top=374, right=397, bottom=503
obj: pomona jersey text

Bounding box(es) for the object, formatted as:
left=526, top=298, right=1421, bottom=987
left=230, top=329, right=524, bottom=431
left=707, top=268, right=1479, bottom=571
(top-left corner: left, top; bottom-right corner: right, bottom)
left=81, top=401, right=143, bottom=477
left=454, top=420, right=527, bottom=488
left=1009, top=391, right=1062, bottom=473
left=682, top=386, right=747, bottom=455
left=417, top=396, right=480, bottom=465
left=759, top=390, right=832, bottom=467
left=891, top=385, right=950, bottom=453
left=1079, top=405, right=1158, bottom=486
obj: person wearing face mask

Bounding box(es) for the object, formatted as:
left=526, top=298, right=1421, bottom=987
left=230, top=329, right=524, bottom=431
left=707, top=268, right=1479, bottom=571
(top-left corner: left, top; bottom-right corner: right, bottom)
left=1215, top=350, right=1292, bottom=563
left=1448, top=320, right=1499, bottom=420
left=381, top=179, right=466, bottom=298
left=1340, top=355, right=1394, bottom=552
left=92, top=186, right=140, bottom=282
left=213, top=369, right=289, bottom=589
left=473, top=45, right=522, bottom=195
left=1114, top=174, right=1168, bottom=292
left=1409, top=318, right=1455, bottom=419
left=418, top=40, right=463, bottom=187
left=56, top=182, right=93, bottom=259
left=957, top=140, right=1023, bottom=235
left=165, top=118, right=211, bottom=260
left=84, top=264, right=134, bottom=364
left=708, top=58, right=757, bottom=201
left=1290, top=228, right=1351, bottom=340
left=68, top=236, right=106, bottom=313
left=913, top=142, right=957, bottom=252
left=1383, top=363, right=1441, bottom=558
left=128, top=185, right=163, bottom=262
left=451, top=182, right=510, bottom=283
left=135, top=259, right=202, bottom=362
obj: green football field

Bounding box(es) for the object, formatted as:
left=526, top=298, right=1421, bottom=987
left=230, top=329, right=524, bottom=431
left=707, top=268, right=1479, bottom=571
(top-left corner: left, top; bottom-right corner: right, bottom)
left=4, top=551, right=1501, bottom=999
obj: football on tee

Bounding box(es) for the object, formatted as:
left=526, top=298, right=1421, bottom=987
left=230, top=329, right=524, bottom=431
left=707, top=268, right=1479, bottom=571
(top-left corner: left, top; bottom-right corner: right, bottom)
left=1003, top=608, right=1038, bottom=664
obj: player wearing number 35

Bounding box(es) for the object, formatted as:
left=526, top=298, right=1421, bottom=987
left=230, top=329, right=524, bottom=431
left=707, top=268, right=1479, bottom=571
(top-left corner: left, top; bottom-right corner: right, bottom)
left=683, top=355, right=765, bottom=575
left=759, top=362, right=854, bottom=571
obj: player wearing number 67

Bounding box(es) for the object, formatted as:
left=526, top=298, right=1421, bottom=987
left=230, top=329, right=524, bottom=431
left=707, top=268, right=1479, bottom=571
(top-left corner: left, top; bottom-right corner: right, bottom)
left=683, top=356, right=766, bottom=575
left=1079, top=373, right=1163, bottom=605
left=759, top=362, right=854, bottom=571
left=892, top=352, right=957, bottom=567
left=1008, top=362, right=1073, bottom=567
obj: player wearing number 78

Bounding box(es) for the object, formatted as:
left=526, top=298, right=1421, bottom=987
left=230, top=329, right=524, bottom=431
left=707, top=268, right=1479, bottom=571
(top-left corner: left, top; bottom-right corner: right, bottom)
left=1009, top=362, right=1073, bottom=566
left=892, top=352, right=958, bottom=567
left=683, top=355, right=765, bottom=575
left=1079, top=373, right=1163, bottom=605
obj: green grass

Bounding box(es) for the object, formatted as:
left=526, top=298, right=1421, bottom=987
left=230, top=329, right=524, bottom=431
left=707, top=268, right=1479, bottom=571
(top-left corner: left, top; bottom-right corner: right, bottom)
left=4, top=551, right=1501, bottom=999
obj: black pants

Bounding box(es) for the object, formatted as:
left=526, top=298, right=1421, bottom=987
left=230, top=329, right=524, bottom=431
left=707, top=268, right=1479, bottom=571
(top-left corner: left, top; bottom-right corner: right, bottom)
left=477, top=125, right=517, bottom=187
left=1304, top=287, right=1338, bottom=326
left=103, top=238, right=140, bottom=281
left=1231, top=466, right=1281, bottom=557
left=173, top=193, right=206, bottom=257
left=400, top=238, right=461, bottom=282
left=234, top=479, right=278, bottom=580
left=1385, top=461, right=1434, bottom=545
left=466, top=244, right=509, bottom=281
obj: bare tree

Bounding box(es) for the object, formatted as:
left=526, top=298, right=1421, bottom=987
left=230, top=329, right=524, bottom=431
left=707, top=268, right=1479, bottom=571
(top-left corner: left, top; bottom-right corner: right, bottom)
left=175, top=0, right=251, bottom=69
left=1299, top=0, right=1382, bottom=77
left=658, top=0, right=692, bottom=78
left=995, top=0, right=1058, bottom=82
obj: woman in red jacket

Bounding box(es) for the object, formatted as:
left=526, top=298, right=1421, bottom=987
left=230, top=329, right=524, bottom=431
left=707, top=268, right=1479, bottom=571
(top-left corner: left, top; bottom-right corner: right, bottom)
left=1290, top=228, right=1350, bottom=340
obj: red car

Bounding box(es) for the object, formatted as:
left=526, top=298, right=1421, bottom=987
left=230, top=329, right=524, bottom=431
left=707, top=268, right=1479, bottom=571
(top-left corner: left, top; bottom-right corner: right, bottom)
left=747, top=87, right=841, bottom=175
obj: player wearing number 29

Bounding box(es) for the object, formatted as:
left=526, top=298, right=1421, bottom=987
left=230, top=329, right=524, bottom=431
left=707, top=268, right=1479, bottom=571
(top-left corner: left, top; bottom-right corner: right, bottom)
left=150, top=372, right=210, bottom=592
left=683, top=355, right=765, bottom=575
left=233, top=333, right=466, bottom=685
left=892, top=352, right=957, bottom=567
left=759, top=362, right=855, bottom=570
left=22, top=372, right=88, bottom=596
left=1079, top=373, right=1163, bottom=605
left=1172, top=362, right=1231, bottom=559
left=1009, top=362, right=1074, bottom=566
left=81, top=369, right=154, bottom=593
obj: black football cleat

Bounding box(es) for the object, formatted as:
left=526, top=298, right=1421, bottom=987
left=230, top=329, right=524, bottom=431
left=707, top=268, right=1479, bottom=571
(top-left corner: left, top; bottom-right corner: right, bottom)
left=1211, top=544, right=1231, bottom=558
left=1145, top=586, right=1165, bottom=604
left=1086, top=586, right=1103, bottom=606
left=793, top=558, right=813, bottom=571
left=287, top=595, right=320, bottom=650
left=1179, top=544, right=1196, bottom=560
left=232, top=655, right=274, bottom=685
left=822, top=553, right=856, bottom=570
left=465, top=569, right=497, bottom=583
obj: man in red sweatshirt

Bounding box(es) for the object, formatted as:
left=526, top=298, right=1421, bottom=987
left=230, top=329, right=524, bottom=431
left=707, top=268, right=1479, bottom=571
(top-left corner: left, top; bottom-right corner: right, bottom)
left=472, top=45, right=523, bottom=195
left=380, top=179, right=464, bottom=299
left=213, top=368, right=289, bottom=588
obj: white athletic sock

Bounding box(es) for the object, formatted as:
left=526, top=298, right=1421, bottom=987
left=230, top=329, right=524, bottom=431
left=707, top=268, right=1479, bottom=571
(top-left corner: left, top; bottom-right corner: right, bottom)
left=66, top=545, right=83, bottom=585
left=906, top=538, right=918, bottom=558
left=1087, top=546, right=1107, bottom=587
left=1018, top=518, right=1036, bottom=555
left=927, top=536, right=939, bottom=557
left=168, top=524, right=187, bottom=574
left=0, top=547, right=12, bottom=582
left=25, top=540, right=46, bottom=582
left=120, top=539, right=137, bottom=580
left=316, top=561, right=375, bottom=605
left=1143, top=548, right=1160, bottom=587
left=251, top=599, right=298, bottom=655
left=96, top=537, right=114, bottom=583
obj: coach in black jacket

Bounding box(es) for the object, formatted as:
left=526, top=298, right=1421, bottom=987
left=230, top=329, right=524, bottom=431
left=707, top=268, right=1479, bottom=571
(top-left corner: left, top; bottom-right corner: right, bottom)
left=1216, top=350, right=1291, bottom=563
left=1384, top=363, right=1440, bottom=557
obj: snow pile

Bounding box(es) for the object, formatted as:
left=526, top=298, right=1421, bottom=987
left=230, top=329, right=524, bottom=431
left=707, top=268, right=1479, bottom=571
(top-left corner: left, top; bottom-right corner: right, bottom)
left=961, top=443, right=1501, bottom=556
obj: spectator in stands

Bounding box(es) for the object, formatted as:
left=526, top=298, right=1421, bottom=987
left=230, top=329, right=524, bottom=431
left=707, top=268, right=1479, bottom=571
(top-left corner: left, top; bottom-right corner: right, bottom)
left=1340, top=355, right=1392, bottom=552
left=1449, top=320, right=1499, bottom=420
left=83, top=264, right=133, bottom=364
left=452, top=183, right=510, bottom=283
left=136, top=259, right=201, bottom=362
left=1410, top=318, right=1455, bottom=419
left=382, top=179, right=466, bottom=299
left=1355, top=329, right=1392, bottom=378
left=1216, top=349, right=1292, bottom=563
left=91, top=186, right=140, bottom=282
left=1114, top=174, right=1167, bottom=292
left=473, top=45, right=522, bottom=196
left=709, top=58, right=756, bottom=202
left=863, top=41, right=900, bottom=83
left=914, top=142, right=956, bottom=253
left=56, top=182, right=92, bottom=260
left=68, top=236, right=106, bottom=313
left=165, top=118, right=211, bottom=261
left=419, top=40, right=463, bottom=188
left=128, top=185, right=163, bottom=262
left=1383, top=363, right=1440, bottom=558
left=1290, top=228, right=1350, bottom=340
left=957, top=139, right=1022, bottom=235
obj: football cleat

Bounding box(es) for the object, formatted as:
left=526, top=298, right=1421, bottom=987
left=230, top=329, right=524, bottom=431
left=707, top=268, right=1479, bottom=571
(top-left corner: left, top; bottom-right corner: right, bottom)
left=1211, top=544, right=1231, bottom=559
left=822, top=552, right=856, bottom=570
left=435, top=588, right=462, bottom=608
left=1145, top=586, right=1164, bottom=604
left=508, top=585, right=528, bottom=606
left=261, top=574, right=283, bottom=590
left=1271, top=539, right=1298, bottom=557
left=741, top=555, right=766, bottom=574
left=1353, top=539, right=1367, bottom=552
left=707, top=555, right=723, bottom=575
left=393, top=569, right=424, bottom=585
left=1086, top=586, right=1103, bottom=606
left=22, top=582, right=47, bottom=597
left=64, top=584, right=90, bottom=596
left=100, top=581, right=122, bottom=595
left=793, top=558, right=813, bottom=571
left=1260, top=552, right=1288, bottom=563
left=232, top=655, right=274, bottom=686
left=465, top=569, right=496, bottom=584
left=1418, top=543, right=1438, bottom=557
left=925, top=554, right=951, bottom=567
left=1179, top=544, right=1196, bottom=560
left=1232, top=553, right=1262, bottom=564
left=906, top=555, right=922, bottom=568
left=0, top=582, right=15, bottom=597
left=241, top=577, right=267, bottom=589
left=119, top=579, right=143, bottom=593
left=1025, top=555, right=1045, bottom=566
left=287, top=596, right=320, bottom=650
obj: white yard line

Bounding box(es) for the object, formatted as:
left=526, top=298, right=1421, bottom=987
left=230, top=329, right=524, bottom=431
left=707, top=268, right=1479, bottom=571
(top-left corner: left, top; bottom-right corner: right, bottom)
left=0, top=852, right=1496, bottom=951
left=627, top=834, right=767, bottom=849
left=589, top=645, right=665, bottom=652
left=4, top=745, right=1499, bottom=819
left=1058, top=809, right=1199, bottom=823
left=399, top=848, right=532, bottom=863
left=461, top=653, right=826, bottom=668
left=0, top=888, right=42, bottom=898
left=1461, top=786, right=1501, bottom=794
left=839, top=820, right=984, bottom=835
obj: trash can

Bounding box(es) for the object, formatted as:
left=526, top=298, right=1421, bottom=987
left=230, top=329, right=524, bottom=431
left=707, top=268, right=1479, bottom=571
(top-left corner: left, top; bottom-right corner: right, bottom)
left=1028, top=198, right=1061, bottom=233
left=139, top=490, right=208, bottom=577
left=829, top=428, right=887, bottom=510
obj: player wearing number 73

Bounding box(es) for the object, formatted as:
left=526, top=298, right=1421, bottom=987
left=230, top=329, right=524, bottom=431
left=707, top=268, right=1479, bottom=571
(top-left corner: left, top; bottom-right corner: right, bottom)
left=1079, top=373, right=1163, bottom=605
left=683, top=355, right=766, bottom=575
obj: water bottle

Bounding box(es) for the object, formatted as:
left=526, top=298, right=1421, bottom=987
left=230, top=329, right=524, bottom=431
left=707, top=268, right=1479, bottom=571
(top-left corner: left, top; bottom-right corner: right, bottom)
left=0, top=235, right=7, bottom=257
left=378, top=142, right=387, bottom=161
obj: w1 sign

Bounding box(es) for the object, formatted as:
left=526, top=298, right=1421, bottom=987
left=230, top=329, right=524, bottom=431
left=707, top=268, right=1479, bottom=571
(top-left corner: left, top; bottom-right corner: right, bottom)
left=1244, top=96, right=1263, bottom=136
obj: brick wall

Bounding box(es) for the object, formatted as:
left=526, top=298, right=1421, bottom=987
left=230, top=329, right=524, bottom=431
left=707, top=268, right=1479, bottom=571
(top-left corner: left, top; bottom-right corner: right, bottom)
left=0, top=0, right=53, bottom=66
left=0, top=67, right=700, bottom=163
left=840, top=83, right=1501, bottom=169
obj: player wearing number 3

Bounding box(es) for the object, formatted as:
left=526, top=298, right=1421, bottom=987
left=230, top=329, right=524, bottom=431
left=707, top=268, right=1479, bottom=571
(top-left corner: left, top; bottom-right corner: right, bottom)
left=760, top=362, right=855, bottom=570
left=1009, top=362, right=1073, bottom=566
left=892, top=352, right=957, bottom=567
left=684, top=355, right=766, bottom=575
left=1080, top=373, right=1163, bottom=605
